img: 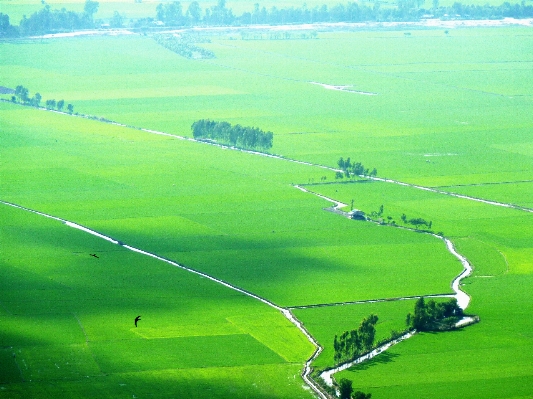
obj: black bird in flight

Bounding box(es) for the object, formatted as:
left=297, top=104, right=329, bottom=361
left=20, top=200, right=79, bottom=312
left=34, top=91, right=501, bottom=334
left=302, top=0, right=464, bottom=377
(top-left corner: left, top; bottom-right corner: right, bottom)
left=134, top=315, right=141, bottom=327
left=90, top=253, right=99, bottom=259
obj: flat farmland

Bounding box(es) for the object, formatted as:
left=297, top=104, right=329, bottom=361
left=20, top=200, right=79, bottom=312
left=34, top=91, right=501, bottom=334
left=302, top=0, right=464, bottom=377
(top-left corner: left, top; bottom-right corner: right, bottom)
left=0, top=204, right=315, bottom=398
left=1, top=24, right=532, bottom=399
left=308, top=180, right=533, bottom=397
left=0, top=102, right=461, bottom=307
left=2, top=28, right=532, bottom=187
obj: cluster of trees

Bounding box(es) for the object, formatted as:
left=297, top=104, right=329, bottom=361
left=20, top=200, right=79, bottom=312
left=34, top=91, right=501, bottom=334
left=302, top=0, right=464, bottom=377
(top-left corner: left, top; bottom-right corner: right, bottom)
left=156, top=0, right=234, bottom=26
left=151, top=0, right=533, bottom=27
left=153, top=34, right=215, bottom=59
left=336, top=157, right=377, bottom=179
left=17, top=0, right=99, bottom=36
left=191, top=119, right=273, bottom=151
left=400, top=214, right=433, bottom=230
left=406, top=297, right=463, bottom=331
left=339, top=379, right=372, bottom=399
left=11, top=85, right=74, bottom=113
left=0, top=13, right=18, bottom=37
left=333, top=314, right=378, bottom=364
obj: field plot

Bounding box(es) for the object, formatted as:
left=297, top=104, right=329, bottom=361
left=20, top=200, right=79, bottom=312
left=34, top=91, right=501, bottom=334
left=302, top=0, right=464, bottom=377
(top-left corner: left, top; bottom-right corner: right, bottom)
left=0, top=102, right=461, bottom=307
left=0, top=204, right=314, bottom=398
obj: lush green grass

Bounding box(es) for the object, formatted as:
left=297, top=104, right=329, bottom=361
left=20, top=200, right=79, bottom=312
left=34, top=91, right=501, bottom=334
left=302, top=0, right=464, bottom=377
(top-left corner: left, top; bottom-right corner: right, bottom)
left=0, top=102, right=462, bottom=307
left=306, top=180, right=533, bottom=397
left=439, top=181, right=533, bottom=208
left=3, top=28, right=532, bottom=188
left=0, top=203, right=315, bottom=398
left=335, top=274, right=533, bottom=399
left=2, top=25, right=533, bottom=399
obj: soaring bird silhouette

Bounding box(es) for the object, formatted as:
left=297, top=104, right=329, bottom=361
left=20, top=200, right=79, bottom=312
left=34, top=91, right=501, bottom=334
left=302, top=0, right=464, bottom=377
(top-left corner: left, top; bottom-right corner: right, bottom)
left=134, top=315, right=141, bottom=327
left=90, top=253, right=99, bottom=259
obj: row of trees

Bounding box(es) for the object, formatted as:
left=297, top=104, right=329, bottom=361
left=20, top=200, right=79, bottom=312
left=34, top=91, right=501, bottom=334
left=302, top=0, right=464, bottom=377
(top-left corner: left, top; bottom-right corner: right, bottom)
left=152, top=0, right=533, bottom=27
left=12, top=85, right=74, bottom=113
left=3, top=0, right=533, bottom=37
left=16, top=0, right=99, bottom=36
left=191, top=119, right=273, bottom=151
left=153, top=34, right=215, bottom=59
left=336, top=157, right=377, bottom=179
left=406, top=297, right=463, bottom=331
left=333, top=314, right=378, bottom=364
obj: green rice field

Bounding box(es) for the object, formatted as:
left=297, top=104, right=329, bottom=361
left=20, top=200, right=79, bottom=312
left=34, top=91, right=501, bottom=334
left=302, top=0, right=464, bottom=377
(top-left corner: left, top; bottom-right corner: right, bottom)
left=1, top=22, right=533, bottom=399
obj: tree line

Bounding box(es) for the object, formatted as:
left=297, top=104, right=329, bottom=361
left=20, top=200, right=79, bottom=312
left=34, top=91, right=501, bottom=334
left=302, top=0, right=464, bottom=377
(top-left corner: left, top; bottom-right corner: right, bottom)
left=338, top=379, right=372, bottom=399
left=11, top=85, right=74, bottom=113
left=406, top=297, right=463, bottom=331
left=0, top=0, right=99, bottom=37
left=152, top=0, right=533, bottom=28
left=333, top=314, right=378, bottom=364
left=400, top=213, right=433, bottom=230
left=336, top=157, right=377, bottom=179
left=4, top=0, right=533, bottom=38
left=191, top=119, right=273, bottom=151
left=153, top=34, right=215, bottom=59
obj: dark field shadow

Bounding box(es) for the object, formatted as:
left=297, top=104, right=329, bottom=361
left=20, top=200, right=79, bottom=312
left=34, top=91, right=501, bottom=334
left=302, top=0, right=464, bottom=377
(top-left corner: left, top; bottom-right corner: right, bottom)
left=347, top=351, right=400, bottom=372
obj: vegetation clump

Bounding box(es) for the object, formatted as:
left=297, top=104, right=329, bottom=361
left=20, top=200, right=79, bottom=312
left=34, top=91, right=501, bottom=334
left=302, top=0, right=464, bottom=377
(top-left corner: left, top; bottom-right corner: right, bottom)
left=192, top=119, right=273, bottom=151
left=336, top=157, right=377, bottom=179
left=400, top=213, right=432, bottom=230
left=339, top=378, right=372, bottom=399
left=10, top=85, right=73, bottom=113
left=333, top=314, right=378, bottom=364
left=153, top=34, right=215, bottom=59
left=406, top=297, right=463, bottom=331
left=18, top=0, right=99, bottom=36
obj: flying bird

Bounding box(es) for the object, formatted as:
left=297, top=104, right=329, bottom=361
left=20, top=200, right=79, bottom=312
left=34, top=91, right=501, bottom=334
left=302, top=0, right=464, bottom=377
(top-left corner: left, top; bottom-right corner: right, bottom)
left=134, top=315, right=141, bottom=327
left=90, top=253, right=99, bottom=258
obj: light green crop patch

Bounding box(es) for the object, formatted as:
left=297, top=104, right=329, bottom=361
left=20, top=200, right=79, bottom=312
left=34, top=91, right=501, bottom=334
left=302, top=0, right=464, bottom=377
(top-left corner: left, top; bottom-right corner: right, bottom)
left=90, top=334, right=287, bottom=373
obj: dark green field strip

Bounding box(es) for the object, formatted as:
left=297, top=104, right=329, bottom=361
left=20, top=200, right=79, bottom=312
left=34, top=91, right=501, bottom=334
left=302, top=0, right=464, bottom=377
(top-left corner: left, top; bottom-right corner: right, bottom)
left=0, top=363, right=313, bottom=399
left=0, top=350, right=22, bottom=384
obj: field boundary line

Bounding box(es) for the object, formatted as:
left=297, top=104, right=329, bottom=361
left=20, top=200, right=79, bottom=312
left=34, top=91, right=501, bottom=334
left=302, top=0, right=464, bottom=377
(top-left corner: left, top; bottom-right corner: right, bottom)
left=3, top=98, right=533, bottom=214
left=288, top=293, right=455, bottom=309
left=0, top=199, right=331, bottom=399
left=73, top=313, right=105, bottom=375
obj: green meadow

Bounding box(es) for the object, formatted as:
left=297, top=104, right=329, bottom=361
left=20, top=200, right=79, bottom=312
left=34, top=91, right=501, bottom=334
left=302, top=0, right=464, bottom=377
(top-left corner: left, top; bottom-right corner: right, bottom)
left=1, top=24, right=533, bottom=398
left=0, top=203, right=315, bottom=398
